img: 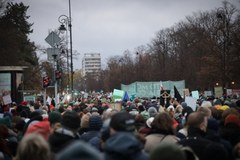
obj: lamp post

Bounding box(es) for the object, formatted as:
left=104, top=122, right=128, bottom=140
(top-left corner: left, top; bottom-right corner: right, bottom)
left=66, top=49, right=70, bottom=93
left=216, top=7, right=228, bottom=94
left=58, top=0, right=73, bottom=98
left=52, top=54, right=58, bottom=104
left=60, top=48, right=70, bottom=93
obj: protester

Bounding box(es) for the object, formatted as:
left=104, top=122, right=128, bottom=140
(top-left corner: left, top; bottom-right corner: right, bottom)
left=205, top=117, right=233, bottom=160
left=0, top=124, right=12, bottom=160
left=197, top=106, right=212, bottom=118
left=103, top=111, right=148, bottom=160
left=233, top=142, right=240, bottom=160
left=176, top=106, right=193, bottom=139
left=48, top=111, right=62, bottom=134
left=78, top=110, right=91, bottom=135
left=48, top=110, right=80, bottom=153
left=24, top=111, right=50, bottom=140
left=178, top=111, right=228, bottom=160
left=138, top=117, right=154, bottom=137
left=0, top=115, right=18, bottom=158
left=14, top=118, right=26, bottom=141
left=144, top=112, right=179, bottom=153
left=89, top=118, right=111, bottom=152
left=219, top=113, right=240, bottom=147
left=80, top=115, right=103, bottom=142
left=13, top=133, right=52, bottom=160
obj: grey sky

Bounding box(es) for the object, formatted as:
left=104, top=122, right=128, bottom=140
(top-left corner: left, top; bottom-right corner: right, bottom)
left=13, top=0, right=240, bottom=70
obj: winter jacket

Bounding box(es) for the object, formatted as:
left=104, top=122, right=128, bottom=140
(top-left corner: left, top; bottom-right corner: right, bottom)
left=144, top=133, right=179, bottom=153
left=48, top=128, right=80, bottom=153
left=178, top=127, right=228, bottom=160
left=104, top=132, right=148, bottom=160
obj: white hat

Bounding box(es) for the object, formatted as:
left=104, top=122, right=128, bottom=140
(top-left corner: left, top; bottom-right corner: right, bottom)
left=146, top=117, right=154, bottom=128
left=167, top=105, right=175, bottom=112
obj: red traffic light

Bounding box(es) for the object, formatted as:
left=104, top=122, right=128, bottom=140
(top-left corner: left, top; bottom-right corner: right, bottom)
left=43, top=76, right=50, bottom=88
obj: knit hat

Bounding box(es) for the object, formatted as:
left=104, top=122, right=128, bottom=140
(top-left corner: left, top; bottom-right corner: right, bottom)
left=224, top=114, right=240, bottom=127
left=0, top=116, right=11, bottom=128
left=15, top=119, right=26, bottom=131
left=25, top=119, right=50, bottom=140
left=89, top=115, right=103, bottom=131
left=138, top=105, right=145, bottom=112
left=61, top=111, right=80, bottom=130
left=20, top=101, right=28, bottom=106
left=20, top=109, right=30, bottom=118
left=148, top=107, right=157, bottom=117
left=56, top=141, right=102, bottom=160
left=207, top=118, right=219, bottom=131
left=146, top=117, right=154, bottom=128
left=48, top=111, right=62, bottom=125
left=182, top=106, right=193, bottom=120
left=167, top=105, right=175, bottom=112
left=30, top=110, right=42, bottom=119
left=181, top=102, right=187, bottom=108
left=141, top=111, right=150, bottom=120
left=110, top=111, right=135, bottom=132
left=129, top=109, right=139, bottom=116
left=201, top=101, right=212, bottom=108
left=91, top=107, right=100, bottom=115
left=91, top=107, right=98, bottom=112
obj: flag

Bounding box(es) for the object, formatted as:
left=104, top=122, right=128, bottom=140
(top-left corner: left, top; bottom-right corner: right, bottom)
left=47, top=96, right=52, bottom=105
left=160, top=81, right=164, bottom=91
left=174, top=85, right=183, bottom=102
left=123, top=91, right=130, bottom=102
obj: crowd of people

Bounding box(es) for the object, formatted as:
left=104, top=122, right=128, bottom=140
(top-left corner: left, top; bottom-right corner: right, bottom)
left=0, top=94, right=240, bottom=160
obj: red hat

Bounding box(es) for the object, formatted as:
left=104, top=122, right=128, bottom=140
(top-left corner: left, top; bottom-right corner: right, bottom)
left=25, top=119, right=50, bottom=140
left=49, top=104, right=55, bottom=110
left=127, top=101, right=132, bottom=105
left=224, top=114, right=240, bottom=127
left=21, top=101, right=28, bottom=106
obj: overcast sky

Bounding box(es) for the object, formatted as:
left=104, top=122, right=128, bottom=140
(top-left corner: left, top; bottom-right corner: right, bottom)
left=13, top=0, right=240, bottom=70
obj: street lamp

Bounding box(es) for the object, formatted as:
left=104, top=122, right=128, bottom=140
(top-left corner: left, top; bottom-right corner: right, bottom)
left=58, top=5, right=73, bottom=98
left=52, top=53, right=58, bottom=104
left=216, top=7, right=228, bottom=94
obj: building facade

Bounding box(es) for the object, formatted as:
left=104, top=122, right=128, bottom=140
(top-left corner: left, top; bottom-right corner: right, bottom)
left=0, top=66, right=27, bottom=104
left=82, top=53, right=101, bottom=76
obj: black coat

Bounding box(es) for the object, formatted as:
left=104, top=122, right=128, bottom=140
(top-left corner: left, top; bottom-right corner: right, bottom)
left=48, top=128, right=80, bottom=153
left=178, top=127, right=228, bottom=160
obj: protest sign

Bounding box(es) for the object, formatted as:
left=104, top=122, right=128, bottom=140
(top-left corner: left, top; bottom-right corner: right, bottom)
left=3, top=94, right=12, bottom=105
left=185, top=96, right=197, bottom=111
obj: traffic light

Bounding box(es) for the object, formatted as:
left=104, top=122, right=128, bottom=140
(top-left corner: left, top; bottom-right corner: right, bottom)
left=43, top=76, right=50, bottom=88
left=55, top=70, right=62, bottom=80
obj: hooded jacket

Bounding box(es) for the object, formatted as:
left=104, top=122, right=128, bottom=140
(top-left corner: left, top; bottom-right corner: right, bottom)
left=103, top=132, right=148, bottom=160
